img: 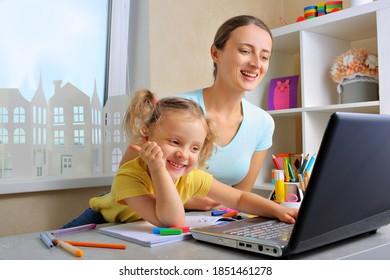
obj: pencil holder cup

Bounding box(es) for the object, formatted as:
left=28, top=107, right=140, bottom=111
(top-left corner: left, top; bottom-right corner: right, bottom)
left=269, top=182, right=304, bottom=208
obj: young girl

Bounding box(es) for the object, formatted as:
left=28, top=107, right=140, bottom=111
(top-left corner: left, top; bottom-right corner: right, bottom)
left=62, top=89, right=297, bottom=228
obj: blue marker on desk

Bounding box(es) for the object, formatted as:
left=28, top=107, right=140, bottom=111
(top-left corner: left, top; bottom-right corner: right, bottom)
left=152, top=227, right=170, bottom=234
left=211, top=210, right=227, bottom=216
left=39, top=232, right=54, bottom=248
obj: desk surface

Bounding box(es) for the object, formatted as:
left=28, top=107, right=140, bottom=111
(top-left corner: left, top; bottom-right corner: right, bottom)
left=1, top=222, right=389, bottom=260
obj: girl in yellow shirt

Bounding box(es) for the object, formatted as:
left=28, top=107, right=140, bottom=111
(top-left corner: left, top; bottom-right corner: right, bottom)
left=63, top=89, right=297, bottom=228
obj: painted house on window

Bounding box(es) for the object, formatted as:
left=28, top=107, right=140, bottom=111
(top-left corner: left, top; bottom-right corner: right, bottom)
left=102, top=94, right=129, bottom=173
left=49, top=80, right=94, bottom=177
left=31, top=75, right=49, bottom=178
left=0, top=79, right=128, bottom=179
left=0, top=88, right=32, bottom=178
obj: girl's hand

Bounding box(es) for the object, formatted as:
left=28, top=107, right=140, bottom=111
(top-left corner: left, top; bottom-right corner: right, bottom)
left=277, top=206, right=299, bottom=224
left=130, top=141, right=165, bottom=173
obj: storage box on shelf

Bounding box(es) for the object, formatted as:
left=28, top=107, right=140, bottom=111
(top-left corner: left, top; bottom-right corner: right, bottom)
left=247, top=1, right=390, bottom=190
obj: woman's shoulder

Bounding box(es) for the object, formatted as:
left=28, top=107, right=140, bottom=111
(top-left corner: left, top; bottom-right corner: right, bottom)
left=176, top=88, right=203, bottom=100
left=242, top=98, right=274, bottom=123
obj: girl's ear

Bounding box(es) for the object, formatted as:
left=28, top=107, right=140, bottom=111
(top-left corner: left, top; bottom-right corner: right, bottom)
left=141, top=126, right=149, bottom=142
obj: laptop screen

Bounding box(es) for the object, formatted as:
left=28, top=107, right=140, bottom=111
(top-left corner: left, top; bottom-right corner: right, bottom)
left=288, top=112, right=390, bottom=254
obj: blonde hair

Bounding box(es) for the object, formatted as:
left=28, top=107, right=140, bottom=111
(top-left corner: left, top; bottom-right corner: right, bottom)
left=123, top=89, right=217, bottom=168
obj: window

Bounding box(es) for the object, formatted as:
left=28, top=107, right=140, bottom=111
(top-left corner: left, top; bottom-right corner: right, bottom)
left=0, top=107, right=8, bottom=123
left=74, top=129, right=85, bottom=146
left=111, top=148, right=122, bottom=172
left=0, top=0, right=131, bottom=192
left=53, top=107, right=65, bottom=125
left=73, top=106, right=85, bottom=124
left=113, top=112, right=121, bottom=125
left=13, top=107, right=25, bottom=123
left=0, top=128, right=8, bottom=144
left=54, top=130, right=65, bottom=146
left=113, top=129, right=121, bottom=143
left=13, top=128, right=26, bottom=144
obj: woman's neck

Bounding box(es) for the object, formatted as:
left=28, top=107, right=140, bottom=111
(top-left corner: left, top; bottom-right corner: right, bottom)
left=203, top=83, right=244, bottom=115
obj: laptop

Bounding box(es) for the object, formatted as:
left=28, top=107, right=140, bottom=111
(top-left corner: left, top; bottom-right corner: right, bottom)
left=190, top=112, right=390, bottom=257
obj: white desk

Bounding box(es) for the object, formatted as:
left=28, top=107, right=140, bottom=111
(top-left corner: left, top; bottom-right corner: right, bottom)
left=0, top=223, right=389, bottom=260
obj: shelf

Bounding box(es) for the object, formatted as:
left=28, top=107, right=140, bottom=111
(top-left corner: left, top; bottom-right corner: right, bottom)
left=268, top=101, right=380, bottom=116
left=304, top=101, right=380, bottom=113
left=272, top=1, right=386, bottom=45
left=254, top=1, right=389, bottom=190
left=268, top=107, right=302, bottom=117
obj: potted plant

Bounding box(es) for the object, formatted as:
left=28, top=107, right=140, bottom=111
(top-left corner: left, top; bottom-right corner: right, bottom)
left=330, top=48, right=379, bottom=103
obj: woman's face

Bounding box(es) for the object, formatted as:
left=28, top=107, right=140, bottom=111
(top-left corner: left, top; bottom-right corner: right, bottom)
left=212, top=24, right=272, bottom=92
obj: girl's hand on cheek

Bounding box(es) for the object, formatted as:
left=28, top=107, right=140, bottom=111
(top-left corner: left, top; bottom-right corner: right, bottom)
left=132, top=141, right=165, bottom=172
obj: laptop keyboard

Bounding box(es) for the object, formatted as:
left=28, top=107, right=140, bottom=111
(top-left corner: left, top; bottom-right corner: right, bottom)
left=223, top=221, right=293, bottom=240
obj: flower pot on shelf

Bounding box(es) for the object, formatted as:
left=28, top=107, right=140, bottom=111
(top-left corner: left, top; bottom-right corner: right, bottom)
left=330, top=48, right=379, bottom=104
left=336, top=76, right=378, bottom=104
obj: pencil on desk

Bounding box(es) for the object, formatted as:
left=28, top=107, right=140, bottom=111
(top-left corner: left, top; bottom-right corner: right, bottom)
left=51, top=223, right=96, bottom=236
left=44, top=231, right=83, bottom=257
left=63, top=240, right=126, bottom=249
left=56, top=240, right=84, bottom=257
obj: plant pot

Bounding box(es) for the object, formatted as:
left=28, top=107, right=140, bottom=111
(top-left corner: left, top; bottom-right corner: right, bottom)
left=337, top=77, right=378, bottom=104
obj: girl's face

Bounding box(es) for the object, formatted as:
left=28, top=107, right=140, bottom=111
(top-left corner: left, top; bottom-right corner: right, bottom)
left=148, top=111, right=207, bottom=181
left=212, top=24, right=272, bottom=92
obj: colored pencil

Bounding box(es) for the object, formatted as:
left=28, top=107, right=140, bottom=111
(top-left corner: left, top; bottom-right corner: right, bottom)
left=271, top=154, right=283, bottom=170
left=63, top=240, right=126, bottom=249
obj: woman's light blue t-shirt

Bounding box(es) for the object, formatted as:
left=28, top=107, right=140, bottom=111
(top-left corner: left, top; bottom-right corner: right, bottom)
left=177, top=89, right=275, bottom=186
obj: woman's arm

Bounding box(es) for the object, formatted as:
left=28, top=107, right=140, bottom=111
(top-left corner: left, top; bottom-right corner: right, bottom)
left=233, top=150, right=268, bottom=192
left=207, top=178, right=298, bottom=224
left=184, top=150, right=268, bottom=210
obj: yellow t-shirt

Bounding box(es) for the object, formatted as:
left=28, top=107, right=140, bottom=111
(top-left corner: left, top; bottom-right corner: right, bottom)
left=89, top=157, right=213, bottom=223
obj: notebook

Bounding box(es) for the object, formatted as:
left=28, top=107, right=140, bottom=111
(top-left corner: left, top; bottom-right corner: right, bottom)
left=190, top=112, right=390, bottom=257
left=99, top=213, right=227, bottom=247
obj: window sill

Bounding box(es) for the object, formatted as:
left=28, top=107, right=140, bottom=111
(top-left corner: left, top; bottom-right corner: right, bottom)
left=0, top=174, right=115, bottom=195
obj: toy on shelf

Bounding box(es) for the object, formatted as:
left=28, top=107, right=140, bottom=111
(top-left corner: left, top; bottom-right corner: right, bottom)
left=297, top=1, right=343, bottom=22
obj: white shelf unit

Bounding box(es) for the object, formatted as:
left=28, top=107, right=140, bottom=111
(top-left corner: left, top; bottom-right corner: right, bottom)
left=249, top=1, right=390, bottom=190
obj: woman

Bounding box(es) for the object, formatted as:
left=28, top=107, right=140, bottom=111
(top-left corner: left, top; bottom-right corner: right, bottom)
left=120, top=15, right=274, bottom=211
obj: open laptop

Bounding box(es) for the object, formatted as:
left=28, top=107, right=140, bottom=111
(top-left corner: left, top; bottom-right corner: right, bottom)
left=190, top=112, right=390, bottom=257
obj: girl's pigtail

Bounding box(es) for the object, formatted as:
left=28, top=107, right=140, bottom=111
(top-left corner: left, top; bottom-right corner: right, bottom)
left=123, top=89, right=157, bottom=145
